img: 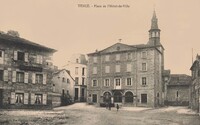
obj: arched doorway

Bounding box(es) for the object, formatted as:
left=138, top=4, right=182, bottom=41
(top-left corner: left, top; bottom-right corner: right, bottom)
left=125, top=92, right=134, bottom=103
left=113, top=91, right=122, bottom=103
left=103, top=92, right=111, bottom=103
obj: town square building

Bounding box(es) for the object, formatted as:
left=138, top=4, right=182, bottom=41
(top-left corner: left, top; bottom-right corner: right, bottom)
left=87, top=11, right=165, bottom=107
left=64, top=54, right=87, bottom=102
left=190, top=54, right=200, bottom=113
left=0, top=31, right=56, bottom=109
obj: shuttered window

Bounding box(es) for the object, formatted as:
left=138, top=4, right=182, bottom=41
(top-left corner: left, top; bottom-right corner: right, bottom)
left=35, top=94, right=42, bottom=104
left=105, top=66, right=110, bottom=73
left=36, top=55, right=43, bottom=64
left=0, top=50, right=4, bottom=64
left=24, top=72, right=29, bottom=83
left=12, top=71, right=16, bottom=82
left=115, top=65, right=120, bottom=72
left=3, top=70, right=8, bottom=81
left=16, top=72, right=24, bottom=83
left=93, top=67, right=97, bottom=74
left=24, top=53, right=29, bottom=62
left=43, top=74, right=47, bottom=85
left=32, top=73, right=35, bottom=84
left=36, top=74, right=43, bottom=84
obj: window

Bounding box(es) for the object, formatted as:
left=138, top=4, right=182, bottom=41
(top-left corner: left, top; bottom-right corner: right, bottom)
left=105, top=66, right=110, bottom=73
left=36, top=74, right=43, bottom=84
left=82, top=77, right=85, bottom=85
left=16, top=72, right=24, bottom=83
left=142, top=63, right=147, bottom=71
left=0, top=70, right=3, bottom=81
left=115, top=78, right=121, bottom=86
left=36, top=55, right=43, bottom=64
left=82, top=68, right=85, bottom=76
left=116, top=54, right=120, bottom=61
left=93, top=57, right=97, bottom=63
left=141, top=94, right=147, bottom=103
left=15, top=93, right=24, bottom=104
left=142, top=77, right=147, bottom=86
left=141, top=51, right=147, bottom=58
left=127, top=53, right=131, bottom=60
left=126, top=78, right=132, bottom=86
left=62, top=77, right=66, bottom=82
left=115, top=65, right=120, bottom=72
left=67, top=79, right=70, bottom=83
left=75, top=67, right=78, bottom=75
left=17, top=51, right=25, bottom=61
left=75, top=77, right=79, bottom=85
left=127, top=63, right=131, bottom=72
left=76, top=58, right=79, bottom=63
left=104, top=79, right=110, bottom=86
left=105, top=55, right=110, bottom=62
left=35, top=94, right=42, bottom=104
left=93, top=67, right=97, bottom=74
left=92, top=79, right=98, bottom=87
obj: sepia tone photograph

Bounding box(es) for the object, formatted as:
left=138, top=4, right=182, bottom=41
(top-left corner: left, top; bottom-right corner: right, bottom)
left=0, top=0, right=200, bottom=125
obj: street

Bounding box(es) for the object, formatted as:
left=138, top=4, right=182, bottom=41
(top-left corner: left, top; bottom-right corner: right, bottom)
left=0, top=103, right=200, bottom=125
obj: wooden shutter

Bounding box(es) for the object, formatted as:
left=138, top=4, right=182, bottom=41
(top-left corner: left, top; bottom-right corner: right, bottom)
left=40, top=56, right=43, bottom=64
left=36, top=55, right=40, bottom=64
left=32, top=73, right=35, bottom=84
left=0, top=51, right=4, bottom=64
left=14, top=51, right=18, bottom=60
left=10, top=92, right=15, bottom=104
left=43, top=74, right=47, bottom=84
left=24, top=53, right=28, bottom=62
left=12, top=71, right=16, bottom=82
left=24, top=93, right=29, bottom=104
left=42, top=94, right=47, bottom=105
left=24, top=72, right=29, bottom=83
left=31, top=93, right=35, bottom=104
left=3, top=70, right=8, bottom=81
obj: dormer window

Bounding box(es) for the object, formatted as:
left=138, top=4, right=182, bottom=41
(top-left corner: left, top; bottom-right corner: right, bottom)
left=76, top=59, right=79, bottom=63
left=17, top=51, right=25, bottom=61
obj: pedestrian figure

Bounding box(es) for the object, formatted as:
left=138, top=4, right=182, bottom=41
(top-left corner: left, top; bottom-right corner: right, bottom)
left=116, top=104, right=119, bottom=111
left=106, top=103, right=108, bottom=109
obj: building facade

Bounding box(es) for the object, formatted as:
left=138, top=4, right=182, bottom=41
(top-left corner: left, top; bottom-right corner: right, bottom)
left=64, top=54, right=87, bottom=102
left=52, top=69, right=75, bottom=106
left=87, top=11, right=165, bottom=107
left=190, top=55, right=200, bottom=113
left=165, top=74, right=191, bottom=106
left=0, top=32, right=56, bottom=109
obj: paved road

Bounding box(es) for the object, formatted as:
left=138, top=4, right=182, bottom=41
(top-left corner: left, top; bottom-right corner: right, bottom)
left=0, top=103, right=200, bottom=125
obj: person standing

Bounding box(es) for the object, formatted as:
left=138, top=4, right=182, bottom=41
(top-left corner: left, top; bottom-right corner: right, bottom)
left=116, top=104, right=119, bottom=111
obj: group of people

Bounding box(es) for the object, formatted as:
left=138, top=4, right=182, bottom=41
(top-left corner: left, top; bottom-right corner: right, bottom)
left=106, top=103, right=120, bottom=111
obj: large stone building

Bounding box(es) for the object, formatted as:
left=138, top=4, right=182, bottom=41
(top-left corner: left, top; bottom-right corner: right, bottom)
left=0, top=31, right=56, bottom=109
left=190, top=54, right=200, bottom=113
left=64, top=54, right=87, bottom=102
left=87, top=11, right=165, bottom=107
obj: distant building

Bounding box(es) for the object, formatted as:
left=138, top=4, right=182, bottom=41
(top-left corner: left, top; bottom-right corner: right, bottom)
left=87, top=11, right=164, bottom=107
left=0, top=32, right=56, bottom=109
left=64, top=54, right=87, bottom=102
left=165, top=74, right=191, bottom=106
left=190, top=55, right=200, bottom=113
left=52, top=69, right=75, bottom=106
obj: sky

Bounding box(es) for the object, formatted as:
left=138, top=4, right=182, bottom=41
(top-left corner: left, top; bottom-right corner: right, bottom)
left=0, top=0, right=200, bottom=75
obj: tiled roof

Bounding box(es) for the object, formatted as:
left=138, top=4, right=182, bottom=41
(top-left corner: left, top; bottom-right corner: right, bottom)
left=0, top=33, right=56, bottom=52
left=168, top=74, right=192, bottom=85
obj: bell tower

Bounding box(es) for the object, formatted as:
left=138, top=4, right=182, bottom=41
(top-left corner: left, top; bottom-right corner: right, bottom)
left=148, top=10, right=161, bottom=45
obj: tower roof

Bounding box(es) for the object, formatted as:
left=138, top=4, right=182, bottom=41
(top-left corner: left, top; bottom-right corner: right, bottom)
left=151, top=10, right=159, bottom=30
